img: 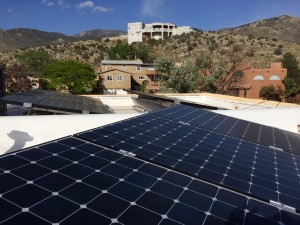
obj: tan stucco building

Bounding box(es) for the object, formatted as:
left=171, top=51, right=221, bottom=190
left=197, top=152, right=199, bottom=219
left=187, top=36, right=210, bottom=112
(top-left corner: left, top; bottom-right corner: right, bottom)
left=97, top=60, right=286, bottom=99
left=97, top=60, right=160, bottom=94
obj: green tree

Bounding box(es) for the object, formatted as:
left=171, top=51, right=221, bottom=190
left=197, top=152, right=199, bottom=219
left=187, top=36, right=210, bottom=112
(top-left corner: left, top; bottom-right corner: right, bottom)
left=108, top=43, right=153, bottom=61
left=281, top=52, right=300, bottom=97
left=43, top=60, right=96, bottom=94
left=155, top=57, right=200, bottom=93
left=132, top=43, right=153, bottom=61
left=259, top=85, right=283, bottom=101
left=16, top=50, right=53, bottom=77
left=155, top=57, right=175, bottom=76
left=196, top=50, right=246, bottom=94
left=108, top=43, right=135, bottom=60
left=282, top=52, right=300, bottom=82
left=282, top=77, right=300, bottom=98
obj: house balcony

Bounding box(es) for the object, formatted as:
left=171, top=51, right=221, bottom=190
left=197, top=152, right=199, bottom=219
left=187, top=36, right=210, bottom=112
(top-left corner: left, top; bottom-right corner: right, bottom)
left=143, top=28, right=173, bottom=32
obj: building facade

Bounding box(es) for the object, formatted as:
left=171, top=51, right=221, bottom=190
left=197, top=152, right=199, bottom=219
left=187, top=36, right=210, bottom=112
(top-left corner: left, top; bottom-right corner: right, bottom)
left=128, top=22, right=193, bottom=44
left=97, top=60, right=286, bottom=99
left=97, top=60, right=160, bottom=94
left=233, top=62, right=286, bottom=99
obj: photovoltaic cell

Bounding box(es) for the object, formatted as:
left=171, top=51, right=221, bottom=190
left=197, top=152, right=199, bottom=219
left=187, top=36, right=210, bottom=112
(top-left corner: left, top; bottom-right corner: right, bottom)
left=151, top=104, right=300, bottom=155
left=76, top=113, right=300, bottom=211
left=0, top=90, right=110, bottom=114
left=1, top=103, right=300, bottom=224
left=0, top=137, right=299, bottom=225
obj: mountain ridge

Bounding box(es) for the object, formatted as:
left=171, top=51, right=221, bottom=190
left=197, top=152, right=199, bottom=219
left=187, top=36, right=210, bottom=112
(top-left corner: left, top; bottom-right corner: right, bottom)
left=0, top=28, right=127, bottom=52
left=1, top=15, right=300, bottom=68
left=74, top=29, right=127, bottom=40
left=218, top=15, right=300, bottom=44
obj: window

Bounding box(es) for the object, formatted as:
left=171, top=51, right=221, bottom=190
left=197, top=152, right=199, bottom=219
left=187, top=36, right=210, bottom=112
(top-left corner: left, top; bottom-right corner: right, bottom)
left=147, top=65, right=155, bottom=71
left=107, top=75, right=113, bottom=81
left=136, top=65, right=141, bottom=71
left=269, top=75, right=280, bottom=80
left=122, top=65, right=127, bottom=68
left=117, top=75, right=123, bottom=81
left=138, top=75, right=144, bottom=80
left=253, top=75, right=264, bottom=80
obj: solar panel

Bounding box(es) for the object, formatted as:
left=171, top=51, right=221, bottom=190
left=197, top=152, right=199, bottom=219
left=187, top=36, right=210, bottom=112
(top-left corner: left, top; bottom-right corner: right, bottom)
left=151, top=104, right=300, bottom=155
left=1, top=137, right=299, bottom=225
left=0, top=90, right=110, bottom=114
left=76, top=113, right=300, bottom=212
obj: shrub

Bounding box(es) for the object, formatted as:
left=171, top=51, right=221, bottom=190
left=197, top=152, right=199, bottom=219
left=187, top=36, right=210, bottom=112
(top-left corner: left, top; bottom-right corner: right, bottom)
left=259, top=85, right=283, bottom=101
left=274, top=47, right=282, bottom=55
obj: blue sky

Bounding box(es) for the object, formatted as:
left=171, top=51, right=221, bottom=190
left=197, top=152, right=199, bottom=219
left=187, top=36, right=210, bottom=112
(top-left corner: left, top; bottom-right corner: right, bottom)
left=1, top=0, right=300, bottom=35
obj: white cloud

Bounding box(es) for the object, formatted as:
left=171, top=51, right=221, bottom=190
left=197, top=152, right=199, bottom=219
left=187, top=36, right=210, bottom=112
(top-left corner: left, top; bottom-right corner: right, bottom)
left=41, top=0, right=70, bottom=8
left=41, top=0, right=55, bottom=7
left=76, top=1, right=94, bottom=10
left=141, top=0, right=167, bottom=17
left=57, top=0, right=70, bottom=9
left=92, top=6, right=112, bottom=13
left=76, top=1, right=112, bottom=14
left=7, top=9, right=13, bottom=13
left=41, top=0, right=110, bottom=14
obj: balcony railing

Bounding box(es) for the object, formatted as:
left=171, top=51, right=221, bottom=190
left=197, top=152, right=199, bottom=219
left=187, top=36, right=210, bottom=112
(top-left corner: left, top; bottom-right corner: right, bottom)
left=143, top=28, right=173, bottom=32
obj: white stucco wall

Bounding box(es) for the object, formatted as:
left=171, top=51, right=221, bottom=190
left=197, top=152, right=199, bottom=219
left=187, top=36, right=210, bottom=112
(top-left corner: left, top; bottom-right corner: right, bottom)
left=215, top=107, right=300, bottom=133
left=0, top=114, right=139, bottom=155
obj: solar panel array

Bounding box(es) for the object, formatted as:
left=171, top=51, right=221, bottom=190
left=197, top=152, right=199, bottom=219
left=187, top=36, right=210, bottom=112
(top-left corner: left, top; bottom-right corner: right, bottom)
left=1, top=137, right=299, bottom=225
left=0, top=90, right=110, bottom=114
left=76, top=112, right=300, bottom=211
left=152, top=104, right=300, bottom=155
left=1, top=104, right=300, bottom=224
left=127, top=90, right=218, bottom=110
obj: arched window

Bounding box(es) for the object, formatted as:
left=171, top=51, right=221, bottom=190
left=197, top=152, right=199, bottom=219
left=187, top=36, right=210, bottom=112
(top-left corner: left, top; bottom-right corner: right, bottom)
left=269, top=75, right=281, bottom=80
left=253, top=75, right=264, bottom=80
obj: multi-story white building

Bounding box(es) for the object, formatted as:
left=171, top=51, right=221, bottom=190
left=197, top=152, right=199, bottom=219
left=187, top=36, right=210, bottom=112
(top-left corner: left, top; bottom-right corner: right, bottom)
left=128, top=22, right=193, bottom=44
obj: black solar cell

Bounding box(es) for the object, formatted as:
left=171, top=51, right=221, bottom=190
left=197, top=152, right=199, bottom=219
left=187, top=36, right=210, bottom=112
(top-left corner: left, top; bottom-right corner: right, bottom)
left=1, top=104, right=300, bottom=224
left=0, top=90, right=110, bottom=114
left=151, top=104, right=300, bottom=155
left=1, top=137, right=299, bottom=225
left=76, top=113, right=300, bottom=211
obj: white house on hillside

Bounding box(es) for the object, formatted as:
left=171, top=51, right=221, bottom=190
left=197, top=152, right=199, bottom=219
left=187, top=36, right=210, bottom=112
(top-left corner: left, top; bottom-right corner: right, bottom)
left=128, top=22, right=193, bottom=44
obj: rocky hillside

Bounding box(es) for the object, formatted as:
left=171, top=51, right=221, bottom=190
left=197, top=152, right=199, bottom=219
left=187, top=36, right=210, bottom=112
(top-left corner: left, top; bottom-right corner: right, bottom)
left=219, top=15, right=300, bottom=44
left=1, top=15, right=300, bottom=70
left=0, top=28, right=126, bottom=52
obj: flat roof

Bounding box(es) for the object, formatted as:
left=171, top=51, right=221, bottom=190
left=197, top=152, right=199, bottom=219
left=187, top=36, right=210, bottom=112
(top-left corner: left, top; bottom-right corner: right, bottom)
left=101, top=60, right=143, bottom=65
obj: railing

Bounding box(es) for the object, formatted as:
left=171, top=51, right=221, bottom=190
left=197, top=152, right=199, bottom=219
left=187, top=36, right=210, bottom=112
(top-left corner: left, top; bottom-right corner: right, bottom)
left=143, top=28, right=172, bottom=32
